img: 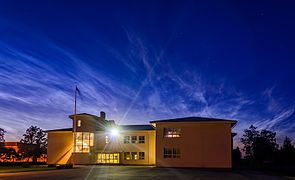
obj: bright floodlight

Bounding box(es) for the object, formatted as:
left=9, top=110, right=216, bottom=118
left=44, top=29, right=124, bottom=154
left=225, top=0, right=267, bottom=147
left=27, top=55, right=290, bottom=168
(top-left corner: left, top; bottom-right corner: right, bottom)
left=110, top=128, right=119, bottom=137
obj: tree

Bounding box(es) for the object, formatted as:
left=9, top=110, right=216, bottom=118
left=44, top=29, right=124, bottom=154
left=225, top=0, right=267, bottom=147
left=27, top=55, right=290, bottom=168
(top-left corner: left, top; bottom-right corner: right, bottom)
left=253, top=129, right=278, bottom=163
left=241, top=125, right=278, bottom=164
left=241, top=125, right=259, bottom=159
left=0, top=128, right=5, bottom=143
left=19, top=126, right=47, bottom=162
left=279, top=136, right=295, bottom=165
left=232, top=147, right=242, bottom=167
left=0, top=128, right=6, bottom=161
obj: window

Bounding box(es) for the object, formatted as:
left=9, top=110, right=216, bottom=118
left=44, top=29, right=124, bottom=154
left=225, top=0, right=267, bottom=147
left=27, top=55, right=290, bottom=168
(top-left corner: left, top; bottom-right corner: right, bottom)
left=131, top=152, right=138, bottom=160
left=77, top=120, right=81, bottom=127
left=164, top=148, right=181, bottom=158
left=139, top=152, right=145, bottom=160
left=105, top=136, right=109, bottom=144
left=131, top=136, right=138, bottom=143
left=124, top=152, right=143, bottom=160
left=97, top=153, right=119, bottom=164
left=164, top=128, right=181, bottom=138
left=124, top=136, right=130, bottom=144
left=124, top=152, right=130, bottom=160
left=74, top=132, right=94, bottom=153
left=139, top=136, right=145, bottom=143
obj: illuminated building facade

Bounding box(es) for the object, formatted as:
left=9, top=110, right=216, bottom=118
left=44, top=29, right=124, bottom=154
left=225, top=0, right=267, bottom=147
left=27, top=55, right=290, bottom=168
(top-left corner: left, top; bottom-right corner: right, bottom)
left=47, top=112, right=236, bottom=168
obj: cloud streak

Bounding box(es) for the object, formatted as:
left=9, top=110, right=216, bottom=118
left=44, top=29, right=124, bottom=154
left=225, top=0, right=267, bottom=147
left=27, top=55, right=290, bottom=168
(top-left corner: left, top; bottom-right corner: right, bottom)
left=0, top=25, right=294, bottom=147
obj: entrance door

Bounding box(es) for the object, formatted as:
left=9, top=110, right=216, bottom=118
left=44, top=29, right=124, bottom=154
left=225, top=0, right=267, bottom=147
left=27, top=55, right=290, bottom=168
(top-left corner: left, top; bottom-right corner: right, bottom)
left=97, top=153, right=120, bottom=164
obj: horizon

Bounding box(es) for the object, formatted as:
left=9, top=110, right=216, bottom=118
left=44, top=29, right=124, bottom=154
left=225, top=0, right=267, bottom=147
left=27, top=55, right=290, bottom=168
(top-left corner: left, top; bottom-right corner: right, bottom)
left=0, top=0, right=294, bottom=146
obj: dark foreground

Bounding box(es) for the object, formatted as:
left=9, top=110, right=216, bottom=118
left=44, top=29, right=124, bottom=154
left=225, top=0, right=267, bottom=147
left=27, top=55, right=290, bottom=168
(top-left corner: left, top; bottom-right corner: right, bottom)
left=0, top=165, right=289, bottom=180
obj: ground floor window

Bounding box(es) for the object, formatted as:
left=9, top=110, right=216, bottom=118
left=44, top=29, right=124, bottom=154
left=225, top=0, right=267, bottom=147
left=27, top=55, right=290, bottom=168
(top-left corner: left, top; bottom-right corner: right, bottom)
left=97, top=153, right=120, bottom=164
left=124, top=152, right=145, bottom=160
left=139, top=152, right=145, bottom=160
left=164, top=148, right=181, bottom=158
left=124, top=152, right=131, bottom=160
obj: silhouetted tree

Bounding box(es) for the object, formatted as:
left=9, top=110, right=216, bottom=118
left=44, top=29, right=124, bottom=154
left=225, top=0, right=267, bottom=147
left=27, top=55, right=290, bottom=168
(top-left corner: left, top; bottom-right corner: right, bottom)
left=0, top=128, right=6, bottom=161
left=241, top=125, right=259, bottom=159
left=232, top=147, right=242, bottom=167
left=241, top=125, right=278, bottom=165
left=0, top=128, right=5, bottom=143
left=279, top=136, right=295, bottom=165
left=253, top=129, right=278, bottom=164
left=19, top=126, right=47, bottom=162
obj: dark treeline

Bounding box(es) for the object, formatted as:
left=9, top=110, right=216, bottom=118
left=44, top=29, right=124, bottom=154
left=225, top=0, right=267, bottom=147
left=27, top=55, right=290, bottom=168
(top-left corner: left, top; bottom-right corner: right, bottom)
left=0, top=126, right=47, bottom=163
left=233, top=125, right=295, bottom=175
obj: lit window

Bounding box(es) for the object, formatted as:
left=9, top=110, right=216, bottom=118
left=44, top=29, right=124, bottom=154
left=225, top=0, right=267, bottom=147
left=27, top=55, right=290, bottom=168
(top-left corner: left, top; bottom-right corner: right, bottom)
left=124, top=152, right=130, bottom=160
left=139, top=152, right=145, bottom=160
left=164, top=128, right=181, bottom=138
left=131, top=136, right=138, bottom=143
left=139, top=136, right=145, bottom=143
left=131, top=152, right=138, bottom=160
left=164, top=148, right=181, bottom=158
left=105, top=136, right=109, bottom=144
left=77, top=120, right=81, bottom=127
left=74, top=132, right=94, bottom=153
left=90, top=133, right=94, bottom=146
left=124, top=136, right=130, bottom=143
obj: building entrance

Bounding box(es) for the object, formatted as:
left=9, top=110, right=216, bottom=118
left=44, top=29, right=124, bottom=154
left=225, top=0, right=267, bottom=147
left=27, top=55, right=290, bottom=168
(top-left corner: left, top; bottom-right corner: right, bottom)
left=97, top=153, right=120, bottom=164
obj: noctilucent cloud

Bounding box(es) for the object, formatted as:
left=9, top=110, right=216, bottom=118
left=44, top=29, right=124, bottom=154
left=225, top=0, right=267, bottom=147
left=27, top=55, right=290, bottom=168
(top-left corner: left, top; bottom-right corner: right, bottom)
left=0, top=1, right=294, bottom=145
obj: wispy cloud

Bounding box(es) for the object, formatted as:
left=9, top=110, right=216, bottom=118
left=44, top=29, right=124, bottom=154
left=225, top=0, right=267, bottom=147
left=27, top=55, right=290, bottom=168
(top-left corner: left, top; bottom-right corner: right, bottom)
left=0, top=25, right=294, bottom=146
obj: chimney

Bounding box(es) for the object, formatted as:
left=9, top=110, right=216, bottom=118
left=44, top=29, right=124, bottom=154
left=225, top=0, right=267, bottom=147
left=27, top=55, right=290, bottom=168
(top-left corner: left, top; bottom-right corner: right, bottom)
left=100, top=111, right=106, bottom=121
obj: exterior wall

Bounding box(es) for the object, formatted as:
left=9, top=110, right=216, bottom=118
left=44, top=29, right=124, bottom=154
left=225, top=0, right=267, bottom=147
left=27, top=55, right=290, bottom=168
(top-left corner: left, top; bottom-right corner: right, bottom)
left=94, top=130, right=156, bottom=165
left=73, top=115, right=104, bottom=132
left=47, top=131, right=73, bottom=164
left=155, top=122, right=233, bottom=168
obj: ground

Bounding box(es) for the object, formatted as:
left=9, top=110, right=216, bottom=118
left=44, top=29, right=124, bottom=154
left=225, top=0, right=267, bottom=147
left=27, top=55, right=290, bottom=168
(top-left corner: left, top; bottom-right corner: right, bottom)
left=0, top=165, right=290, bottom=180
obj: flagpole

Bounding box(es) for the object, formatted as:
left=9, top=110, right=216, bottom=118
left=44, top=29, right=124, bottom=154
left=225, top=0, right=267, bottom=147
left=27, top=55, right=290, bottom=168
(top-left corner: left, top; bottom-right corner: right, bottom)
left=73, top=85, right=77, bottom=166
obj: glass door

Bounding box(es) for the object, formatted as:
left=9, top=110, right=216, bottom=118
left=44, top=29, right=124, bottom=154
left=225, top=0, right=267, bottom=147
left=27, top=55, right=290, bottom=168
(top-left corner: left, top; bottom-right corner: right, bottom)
left=97, top=153, right=120, bottom=164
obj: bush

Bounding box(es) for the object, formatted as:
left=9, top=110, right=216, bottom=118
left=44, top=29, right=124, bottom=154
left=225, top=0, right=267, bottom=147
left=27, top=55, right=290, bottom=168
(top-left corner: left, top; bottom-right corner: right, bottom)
left=56, top=164, right=73, bottom=169
left=21, top=163, right=30, bottom=168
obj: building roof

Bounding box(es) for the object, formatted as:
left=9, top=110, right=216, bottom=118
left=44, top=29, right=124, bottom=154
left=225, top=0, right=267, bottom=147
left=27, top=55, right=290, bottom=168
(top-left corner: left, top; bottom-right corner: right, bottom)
left=119, top=125, right=155, bottom=131
left=46, top=128, right=72, bottom=132
left=46, top=125, right=155, bottom=132
left=4, top=142, right=18, bottom=146
left=150, top=116, right=237, bottom=125
left=68, top=113, right=100, bottom=119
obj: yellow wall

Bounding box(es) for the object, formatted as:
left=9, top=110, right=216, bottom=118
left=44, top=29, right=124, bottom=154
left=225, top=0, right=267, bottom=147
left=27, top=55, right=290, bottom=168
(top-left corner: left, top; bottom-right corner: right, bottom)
left=155, top=122, right=233, bottom=168
left=47, top=131, right=73, bottom=164
left=94, top=130, right=156, bottom=165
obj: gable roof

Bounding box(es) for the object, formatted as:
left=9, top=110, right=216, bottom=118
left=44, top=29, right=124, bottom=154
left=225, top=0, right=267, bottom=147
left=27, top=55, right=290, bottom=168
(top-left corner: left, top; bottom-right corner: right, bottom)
left=150, top=116, right=237, bottom=126
left=68, top=113, right=100, bottom=119
left=119, top=125, right=155, bottom=131
left=46, top=128, right=72, bottom=132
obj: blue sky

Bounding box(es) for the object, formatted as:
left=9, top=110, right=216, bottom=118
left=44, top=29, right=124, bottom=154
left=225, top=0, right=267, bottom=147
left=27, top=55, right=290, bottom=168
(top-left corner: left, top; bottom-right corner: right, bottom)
left=0, top=0, right=294, bottom=145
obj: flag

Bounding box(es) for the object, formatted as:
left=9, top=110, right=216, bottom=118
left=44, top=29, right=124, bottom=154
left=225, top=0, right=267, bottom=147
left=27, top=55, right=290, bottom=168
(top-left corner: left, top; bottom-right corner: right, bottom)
left=75, top=86, right=81, bottom=95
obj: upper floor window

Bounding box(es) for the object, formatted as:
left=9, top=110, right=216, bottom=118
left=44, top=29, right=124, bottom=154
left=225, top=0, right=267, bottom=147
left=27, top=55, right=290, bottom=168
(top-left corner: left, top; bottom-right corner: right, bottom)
left=164, top=128, right=181, bottom=138
left=139, top=136, right=145, bottom=143
left=163, top=148, right=181, bottom=158
left=77, top=120, right=81, bottom=127
left=124, top=136, right=130, bottom=143
left=74, top=132, right=94, bottom=153
left=131, top=136, right=138, bottom=143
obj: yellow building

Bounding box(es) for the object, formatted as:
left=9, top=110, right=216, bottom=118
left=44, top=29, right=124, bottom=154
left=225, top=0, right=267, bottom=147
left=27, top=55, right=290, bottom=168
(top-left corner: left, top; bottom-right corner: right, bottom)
left=47, top=112, right=236, bottom=168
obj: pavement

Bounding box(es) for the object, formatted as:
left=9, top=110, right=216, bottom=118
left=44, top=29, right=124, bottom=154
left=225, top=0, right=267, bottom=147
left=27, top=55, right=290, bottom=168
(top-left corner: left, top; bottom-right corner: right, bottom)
left=0, top=165, right=289, bottom=180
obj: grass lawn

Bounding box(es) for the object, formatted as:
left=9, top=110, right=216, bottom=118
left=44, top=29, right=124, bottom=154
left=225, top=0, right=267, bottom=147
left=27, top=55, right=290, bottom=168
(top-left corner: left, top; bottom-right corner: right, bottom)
left=0, top=166, right=57, bottom=173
